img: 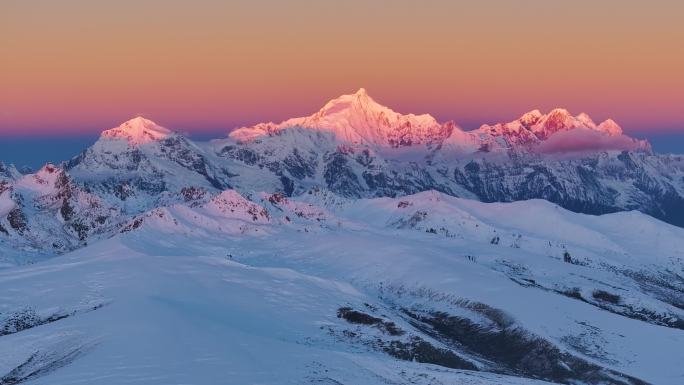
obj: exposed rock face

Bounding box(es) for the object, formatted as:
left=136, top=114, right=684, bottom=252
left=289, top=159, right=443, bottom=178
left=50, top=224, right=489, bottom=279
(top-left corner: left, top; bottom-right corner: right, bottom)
left=0, top=164, right=121, bottom=257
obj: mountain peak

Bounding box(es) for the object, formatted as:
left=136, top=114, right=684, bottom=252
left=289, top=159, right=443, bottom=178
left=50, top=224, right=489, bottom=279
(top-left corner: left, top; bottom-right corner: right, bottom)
left=101, top=116, right=173, bottom=145
left=231, top=88, right=452, bottom=147
left=37, top=163, right=59, bottom=175
left=530, top=108, right=593, bottom=139
left=533, top=109, right=622, bottom=137
left=519, top=110, right=543, bottom=127
left=15, top=163, right=70, bottom=196
left=548, top=107, right=571, bottom=116
left=575, top=112, right=597, bottom=129
left=313, top=88, right=387, bottom=119
left=471, top=108, right=646, bottom=153
left=0, top=162, right=21, bottom=181
left=596, top=118, right=623, bottom=136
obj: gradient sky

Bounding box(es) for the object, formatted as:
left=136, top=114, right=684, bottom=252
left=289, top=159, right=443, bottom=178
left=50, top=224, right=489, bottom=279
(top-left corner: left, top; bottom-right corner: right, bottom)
left=1, top=0, right=683, bottom=140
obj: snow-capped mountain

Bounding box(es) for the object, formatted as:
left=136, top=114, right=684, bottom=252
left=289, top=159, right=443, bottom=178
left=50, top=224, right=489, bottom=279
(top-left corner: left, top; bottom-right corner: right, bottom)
left=232, top=89, right=650, bottom=155
left=468, top=108, right=651, bottom=153
left=486, top=108, right=620, bottom=141
left=46, top=90, right=682, bottom=231
left=1, top=188, right=682, bottom=384
left=99, top=116, right=174, bottom=145
left=0, top=164, right=121, bottom=265
left=209, top=91, right=681, bottom=225
left=65, top=117, right=233, bottom=213
left=230, top=88, right=458, bottom=148
left=0, top=162, right=20, bottom=182
left=2, top=89, right=682, bottom=267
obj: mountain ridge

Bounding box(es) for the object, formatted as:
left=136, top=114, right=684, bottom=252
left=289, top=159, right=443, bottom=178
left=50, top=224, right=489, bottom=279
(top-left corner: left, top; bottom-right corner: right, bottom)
left=230, top=88, right=457, bottom=147
left=229, top=88, right=651, bottom=154
left=51, top=91, right=683, bottom=232
left=1, top=90, right=683, bottom=263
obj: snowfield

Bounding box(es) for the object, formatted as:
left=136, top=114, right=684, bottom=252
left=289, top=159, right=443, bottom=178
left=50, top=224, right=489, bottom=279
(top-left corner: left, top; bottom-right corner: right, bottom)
left=0, top=190, right=682, bottom=385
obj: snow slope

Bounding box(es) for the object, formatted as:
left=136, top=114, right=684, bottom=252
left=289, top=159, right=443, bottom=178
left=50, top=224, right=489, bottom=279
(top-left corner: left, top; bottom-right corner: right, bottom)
left=1, top=189, right=682, bottom=384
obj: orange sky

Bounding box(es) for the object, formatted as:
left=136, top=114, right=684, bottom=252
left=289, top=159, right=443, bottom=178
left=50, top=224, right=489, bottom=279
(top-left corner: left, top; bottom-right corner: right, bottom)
left=1, top=0, right=683, bottom=136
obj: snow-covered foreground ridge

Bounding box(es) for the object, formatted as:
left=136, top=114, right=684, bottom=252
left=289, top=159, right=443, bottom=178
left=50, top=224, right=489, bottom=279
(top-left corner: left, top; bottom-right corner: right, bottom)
left=0, top=189, right=683, bottom=384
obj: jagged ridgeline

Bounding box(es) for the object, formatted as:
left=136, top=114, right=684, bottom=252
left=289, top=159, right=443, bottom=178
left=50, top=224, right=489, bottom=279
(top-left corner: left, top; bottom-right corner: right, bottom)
left=59, top=89, right=682, bottom=226
left=1, top=89, right=683, bottom=263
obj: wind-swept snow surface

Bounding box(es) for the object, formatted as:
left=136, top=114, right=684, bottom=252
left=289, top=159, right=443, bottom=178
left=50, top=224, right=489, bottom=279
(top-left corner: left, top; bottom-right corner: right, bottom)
left=0, top=190, right=682, bottom=384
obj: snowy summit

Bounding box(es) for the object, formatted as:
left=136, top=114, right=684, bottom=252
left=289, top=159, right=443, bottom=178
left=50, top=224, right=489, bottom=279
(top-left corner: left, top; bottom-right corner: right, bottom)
left=100, top=116, right=173, bottom=145
left=230, top=88, right=457, bottom=147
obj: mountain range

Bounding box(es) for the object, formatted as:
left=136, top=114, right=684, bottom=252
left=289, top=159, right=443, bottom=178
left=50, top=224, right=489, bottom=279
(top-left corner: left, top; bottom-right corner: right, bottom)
left=1, top=89, right=683, bottom=261
left=67, top=89, right=681, bottom=221
left=1, top=89, right=684, bottom=384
